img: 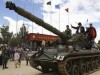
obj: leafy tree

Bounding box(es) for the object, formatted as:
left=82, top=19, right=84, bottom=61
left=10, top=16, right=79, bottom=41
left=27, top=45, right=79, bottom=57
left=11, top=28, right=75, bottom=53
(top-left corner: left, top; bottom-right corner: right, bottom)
left=0, top=24, right=28, bottom=46
left=98, top=40, right=100, bottom=44
left=17, top=24, right=28, bottom=38
left=0, top=37, right=3, bottom=44
left=0, top=25, right=13, bottom=44
left=16, top=24, right=28, bottom=46
left=8, top=35, right=22, bottom=46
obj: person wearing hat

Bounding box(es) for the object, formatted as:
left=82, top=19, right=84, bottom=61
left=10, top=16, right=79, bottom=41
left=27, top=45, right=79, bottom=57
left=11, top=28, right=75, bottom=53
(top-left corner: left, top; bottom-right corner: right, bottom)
left=65, top=25, right=72, bottom=37
left=71, top=22, right=85, bottom=34
left=85, top=23, right=97, bottom=49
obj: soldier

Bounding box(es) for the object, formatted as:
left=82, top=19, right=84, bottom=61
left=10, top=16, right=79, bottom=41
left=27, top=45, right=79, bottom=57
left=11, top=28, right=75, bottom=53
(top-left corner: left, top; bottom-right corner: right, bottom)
left=1, top=46, right=9, bottom=69
left=65, top=25, right=72, bottom=37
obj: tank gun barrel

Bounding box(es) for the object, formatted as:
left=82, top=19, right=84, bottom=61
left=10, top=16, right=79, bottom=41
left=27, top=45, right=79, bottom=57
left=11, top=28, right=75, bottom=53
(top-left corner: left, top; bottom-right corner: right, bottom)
left=6, top=1, right=67, bottom=39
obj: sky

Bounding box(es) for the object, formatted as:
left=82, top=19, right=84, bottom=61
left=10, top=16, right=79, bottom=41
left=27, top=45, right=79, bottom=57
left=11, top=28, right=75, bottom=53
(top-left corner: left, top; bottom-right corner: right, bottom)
left=0, top=0, right=100, bottom=42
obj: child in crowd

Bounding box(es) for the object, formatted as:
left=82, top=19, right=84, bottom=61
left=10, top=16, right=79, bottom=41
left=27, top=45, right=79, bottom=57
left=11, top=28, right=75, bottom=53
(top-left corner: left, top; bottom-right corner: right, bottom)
left=14, top=50, right=20, bottom=68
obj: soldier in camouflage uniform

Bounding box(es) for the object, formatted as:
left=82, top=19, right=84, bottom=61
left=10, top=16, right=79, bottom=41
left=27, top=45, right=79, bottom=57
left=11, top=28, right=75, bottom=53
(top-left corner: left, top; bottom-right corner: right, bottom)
left=1, top=46, right=9, bottom=69
left=65, top=25, right=72, bottom=37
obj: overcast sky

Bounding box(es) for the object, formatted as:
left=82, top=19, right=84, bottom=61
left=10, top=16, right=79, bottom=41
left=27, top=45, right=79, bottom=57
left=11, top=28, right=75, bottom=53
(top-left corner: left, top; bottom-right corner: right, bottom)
left=0, top=0, right=100, bottom=42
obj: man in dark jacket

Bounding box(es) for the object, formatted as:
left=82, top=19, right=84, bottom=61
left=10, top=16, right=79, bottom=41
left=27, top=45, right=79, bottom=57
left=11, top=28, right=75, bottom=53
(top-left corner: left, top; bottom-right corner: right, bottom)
left=85, top=23, right=97, bottom=49
left=71, top=22, right=85, bottom=34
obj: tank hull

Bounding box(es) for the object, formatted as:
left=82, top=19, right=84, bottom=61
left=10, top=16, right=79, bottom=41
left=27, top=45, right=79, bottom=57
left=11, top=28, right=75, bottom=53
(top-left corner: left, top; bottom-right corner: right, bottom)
left=29, top=50, right=100, bottom=75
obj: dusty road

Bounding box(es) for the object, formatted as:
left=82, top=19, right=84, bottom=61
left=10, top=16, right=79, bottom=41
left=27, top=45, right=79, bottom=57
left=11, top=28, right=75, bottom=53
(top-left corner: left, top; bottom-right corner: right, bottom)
left=0, top=60, right=100, bottom=75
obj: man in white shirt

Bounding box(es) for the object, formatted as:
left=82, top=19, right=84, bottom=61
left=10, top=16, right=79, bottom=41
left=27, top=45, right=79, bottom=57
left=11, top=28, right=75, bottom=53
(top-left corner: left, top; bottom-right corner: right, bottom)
left=14, top=50, right=20, bottom=68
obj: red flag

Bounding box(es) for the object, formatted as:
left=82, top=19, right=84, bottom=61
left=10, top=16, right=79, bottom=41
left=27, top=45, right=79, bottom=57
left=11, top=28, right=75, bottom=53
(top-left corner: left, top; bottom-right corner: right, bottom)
left=65, top=8, right=69, bottom=12
left=47, top=1, right=51, bottom=5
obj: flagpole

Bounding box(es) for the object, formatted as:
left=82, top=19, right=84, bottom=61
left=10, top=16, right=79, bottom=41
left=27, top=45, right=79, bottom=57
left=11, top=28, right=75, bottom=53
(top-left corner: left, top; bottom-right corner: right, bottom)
left=85, top=19, right=88, bottom=31
left=59, top=8, right=60, bottom=30
left=68, top=9, right=69, bottom=25
left=50, top=3, right=52, bottom=34
left=22, top=1, right=26, bottom=37
left=41, top=0, right=44, bottom=34
left=47, top=1, right=52, bottom=34
left=32, top=0, right=34, bottom=33
left=16, top=14, right=18, bottom=35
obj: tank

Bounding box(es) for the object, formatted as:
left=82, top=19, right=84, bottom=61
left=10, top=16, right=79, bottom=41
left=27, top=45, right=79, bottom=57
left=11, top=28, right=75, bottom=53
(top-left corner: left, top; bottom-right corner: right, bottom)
left=6, top=1, right=100, bottom=75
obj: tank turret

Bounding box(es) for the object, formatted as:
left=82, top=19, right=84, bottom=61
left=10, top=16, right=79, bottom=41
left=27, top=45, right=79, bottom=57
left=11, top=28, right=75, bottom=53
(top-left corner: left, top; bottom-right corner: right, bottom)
left=6, top=1, right=70, bottom=44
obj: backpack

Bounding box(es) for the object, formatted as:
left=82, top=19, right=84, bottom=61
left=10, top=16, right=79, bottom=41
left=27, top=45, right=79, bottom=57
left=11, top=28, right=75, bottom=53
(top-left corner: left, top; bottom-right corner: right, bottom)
left=90, top=27, right=96, bottom=38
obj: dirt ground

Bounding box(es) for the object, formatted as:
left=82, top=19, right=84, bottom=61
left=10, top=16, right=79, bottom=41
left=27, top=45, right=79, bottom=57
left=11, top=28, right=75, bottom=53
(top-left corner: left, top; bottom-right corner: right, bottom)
left=0, top=60, right=100, bottom=75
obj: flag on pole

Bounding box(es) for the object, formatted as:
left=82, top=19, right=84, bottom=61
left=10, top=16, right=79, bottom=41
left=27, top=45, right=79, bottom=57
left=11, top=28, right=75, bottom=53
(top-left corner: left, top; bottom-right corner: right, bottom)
left=65, top=8, right=69, bottom=12
left=47, top=1, right=51, bottom=5
left=55, top=4, right=60, bottom=9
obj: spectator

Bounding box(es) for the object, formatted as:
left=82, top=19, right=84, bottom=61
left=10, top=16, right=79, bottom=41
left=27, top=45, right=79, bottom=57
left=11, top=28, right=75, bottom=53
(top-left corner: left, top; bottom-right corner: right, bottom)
left=14, top=50, right=20, bottom=68
left=25, top=49, right=29, bottom=66
left=71, top=22, right=85, bottom=34
left=85, top=23, right=97, bottom=49
left=18, top=47, right=22, bottom=64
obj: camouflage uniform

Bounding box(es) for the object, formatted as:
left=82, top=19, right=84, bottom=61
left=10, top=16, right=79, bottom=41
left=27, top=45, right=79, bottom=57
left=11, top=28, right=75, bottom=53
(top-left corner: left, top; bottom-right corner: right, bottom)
left=65, top=28, right=72, bottom=37
left=2, top=47, right=9, bottom=69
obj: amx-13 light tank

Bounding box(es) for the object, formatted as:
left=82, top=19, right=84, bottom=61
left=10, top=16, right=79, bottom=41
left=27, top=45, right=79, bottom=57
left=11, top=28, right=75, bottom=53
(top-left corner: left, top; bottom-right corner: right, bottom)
left=6, top=1, right=100, bottom=75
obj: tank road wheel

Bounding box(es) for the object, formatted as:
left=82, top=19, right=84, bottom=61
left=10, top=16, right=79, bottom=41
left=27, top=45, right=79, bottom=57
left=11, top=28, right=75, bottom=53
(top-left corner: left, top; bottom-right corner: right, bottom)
left=72, top=65, right=79, bottom=75
left=96, top=60, right=100, bottom=69
left=80, top=63, right=86, bottom=75
left=86, top=62, right=91, bottom=73
left=91, top=60, right=99, bottom=71
left=91, top=61, right=95, bottom=70
left=94, top=60, right=99, bottom=69
left=58, top=59, right=72, bottom=75
left=65, top=60, right=72, bottom=75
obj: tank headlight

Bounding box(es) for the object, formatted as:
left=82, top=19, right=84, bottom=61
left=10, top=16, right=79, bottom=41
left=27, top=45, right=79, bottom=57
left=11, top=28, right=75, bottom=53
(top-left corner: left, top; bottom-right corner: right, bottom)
left=56, top=56, right=64, bottom=60
left=54, top=55, right=57, bottom=59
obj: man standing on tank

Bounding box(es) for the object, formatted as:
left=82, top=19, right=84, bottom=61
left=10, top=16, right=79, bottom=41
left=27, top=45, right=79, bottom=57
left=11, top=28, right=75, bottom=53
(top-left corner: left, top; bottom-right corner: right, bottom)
left=85, top=23, right=97, bottom=49
left=65, top=25, right=72, bottom=37
left=71, top=22, right=85, bottom=34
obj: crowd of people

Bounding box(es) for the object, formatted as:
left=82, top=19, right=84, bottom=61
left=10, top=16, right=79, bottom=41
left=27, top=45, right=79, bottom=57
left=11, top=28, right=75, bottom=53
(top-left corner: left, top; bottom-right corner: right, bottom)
left=64, top=22, right=97, bottom=49
left=0, top=45, right=30, bottom=69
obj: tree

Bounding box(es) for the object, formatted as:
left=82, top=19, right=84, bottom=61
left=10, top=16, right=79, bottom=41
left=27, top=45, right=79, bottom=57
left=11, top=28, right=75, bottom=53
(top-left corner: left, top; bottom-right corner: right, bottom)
left=98, top=40, right=100, bottom=44
left=17, top=24, right=28, bottom=38
left=16, top=24, right=28, bottom=46
left=8, top=36, right=22, bottom=46
left=0, top=25, right=13, bottom=44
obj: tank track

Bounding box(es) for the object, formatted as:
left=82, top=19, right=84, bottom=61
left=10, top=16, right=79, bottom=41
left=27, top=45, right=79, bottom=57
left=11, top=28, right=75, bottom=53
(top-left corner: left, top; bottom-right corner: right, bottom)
left=58, top=54, right=100, bottom=75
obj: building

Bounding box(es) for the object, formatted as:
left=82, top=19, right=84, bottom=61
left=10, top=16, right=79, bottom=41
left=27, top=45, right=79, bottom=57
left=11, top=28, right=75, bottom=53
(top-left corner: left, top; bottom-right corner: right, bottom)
left=24, top=33, right=59, bottom=50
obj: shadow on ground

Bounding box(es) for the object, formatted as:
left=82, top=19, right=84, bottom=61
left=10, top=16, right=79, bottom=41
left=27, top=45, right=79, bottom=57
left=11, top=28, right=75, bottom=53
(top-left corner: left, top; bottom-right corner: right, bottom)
left=36, top=72, right=59, bottom=75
